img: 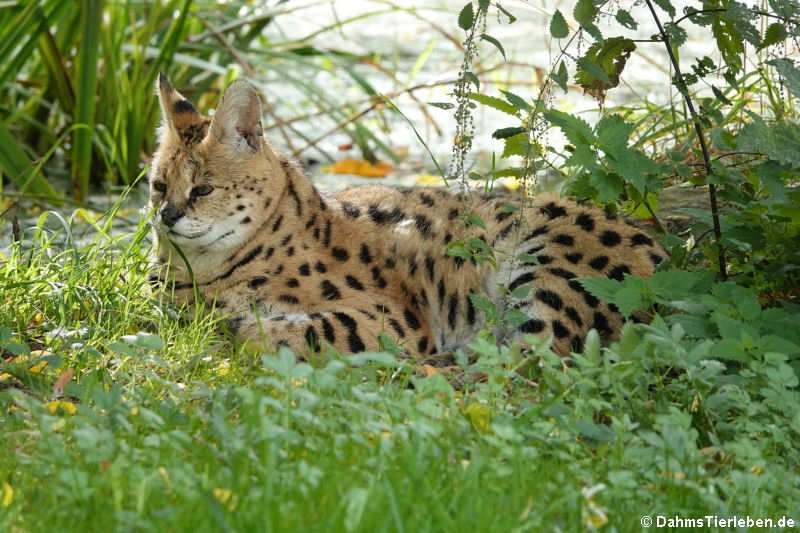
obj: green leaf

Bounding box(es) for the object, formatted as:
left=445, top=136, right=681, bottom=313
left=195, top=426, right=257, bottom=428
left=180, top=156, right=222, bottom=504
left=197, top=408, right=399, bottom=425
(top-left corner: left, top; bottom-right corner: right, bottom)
left=500, top=89, right=531, bottom=111
left=596, top=115, right=634, bottom=151
left=767, top=58, right=800, bottom=103
left=467, top=215, right=487, bottom=230
left=458, top=2, right=474, bottom=30
left=550, top=9, right=568, bottom=38
left=738, top=112, right=800, bottom=167
left=466, top=92, right=518, bottom=116
left=652, top=0, right=675, bottom=18
left=760, top=22, right=788, bottom=50
left=615, top=9, right=637, bottom=30
left=551, top=60, right=569, bottom=93
left=573, top=0, right=597, bottom=27
left=517, top=252, right=539, bottom=265
left=480, top=33, right=506, bottom=60
left=492, top=127, right=526, bottom=139
left=496, top=3, right=517, bottom=24
left=501, top=134, right=531, bottom=158
left=589, top=169, right=624, bottom=202
left=464, top=71, right=480, bottom=89
left=428, top=101, right=454, bottom=110
left=543, top=109, right=595, bottom=146
left=511, top=284, right=531, bottom=299
left=503, top=309, right=530, bottom=328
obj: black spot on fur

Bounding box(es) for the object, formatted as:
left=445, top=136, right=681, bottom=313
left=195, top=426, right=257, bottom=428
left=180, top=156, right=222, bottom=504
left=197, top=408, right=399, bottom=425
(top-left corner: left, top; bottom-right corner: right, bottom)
left=608, top=264, right=631, bottom=281
left=631, top=233, right=654, bottom=246
left=323, top=220, right=332, bottom=247
left=404, top=308, right=421, bottom=330
left=286, top=278, right=299, bottom=288
left=287, top=179, right=302, bottom=217
left=321, top=280, right=341, bottom=300
left=497, top=219, right=520, bottom=240
left=280, top=234, right=292, bottom=246
left=342, top=202, right=361, bottom=218
left=466, top=295, right=476, bottom=325
left=249, top=276, right=268, bottom=288
left=552, top=234, right=575, bottom=246
left=389, top=318, right=405, bottom=338
left=540, top=202, right=567, bottom=219
left=214, top=245, right=263, bottom=282
left=299, top=263, right=311, bottom=276
left=414, top=214, right=433, bottom=239
left=359, top=244, right=372, bottom=264
left=565, top=306, right=583, bottom=327
left=523, top=226, right=549, bottom=241
left=600, top=230, right=622, bottom=247
left=271, top=215, right=283, bottom=233
left=314, top=261, right=327, bottom=273
left=495, top=210, right=513, bottom=222
left=236, top=205, right=246, bottom=211
left=443, top=233, right=453, bottom=245
left=520, top=319, right=545, bottom=333
left=305, top=213, right=317, bottom=230
left=272, top=265, right=283, bottom=275
left=448, top=208, right=459, bottom=220
left=549, top=267, right=576, bottom=280
left=551, top=319, right=570, bottom=338
left=592, top=312, right=612, bottom=335
left=565, top=252, right=583, bottom=264
left=509, top=272, right=535, bottom=293
left=371, top=267, right=387, bottom=288
left=333, top=312, right=365, bottom=352
left=384, top=257, right=396, bottom=269
left=279, top=294, right=299, bottom=304
left=375, top=304, right=390, bottom=314
left=417, top=336, right=428, bottom=353
left=425, top=256, right=436, bottom=282
left=368, top=205, right=405, bottom=225
left=536, top=255, right=553, bottom=265
left=536, top=289, right=563, bottom=310
left=240, top=216, right=251, bottom=224
left=265, top=247, right=275, bottom=260
left=649, top=252, right=664, bottom=265
left=575, top=213, right=595, bottom=232
left=419, top=193, right=435, bottom=207
left=448, top=294, right=458, bottom=329
left=571, top=335, right=584, bottom=353
left=345, top=275, right=364, bottom=291
left=305, top=326, right=320, bottom=351
left=589, top=256, right=609, bottom=271
left=321, top=317, right=336, bottom=343
left=332, top=247, right=349, bottom=261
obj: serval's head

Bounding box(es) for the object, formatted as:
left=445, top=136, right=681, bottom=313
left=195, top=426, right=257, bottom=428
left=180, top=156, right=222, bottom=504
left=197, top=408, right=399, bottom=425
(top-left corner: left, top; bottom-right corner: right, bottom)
left=149, top=74, right=284, bottom=254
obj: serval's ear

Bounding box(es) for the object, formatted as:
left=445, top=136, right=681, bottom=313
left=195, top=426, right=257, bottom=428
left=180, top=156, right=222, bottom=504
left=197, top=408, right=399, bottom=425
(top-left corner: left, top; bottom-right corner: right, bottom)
left=208, top=80, right=263, bottom=153
left=156, top=72, right=209, bottom=147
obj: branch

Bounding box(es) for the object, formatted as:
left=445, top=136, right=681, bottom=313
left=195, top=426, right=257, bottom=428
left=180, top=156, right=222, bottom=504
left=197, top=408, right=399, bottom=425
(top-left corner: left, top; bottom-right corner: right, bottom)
left=645, top=0, right=727, bottom=280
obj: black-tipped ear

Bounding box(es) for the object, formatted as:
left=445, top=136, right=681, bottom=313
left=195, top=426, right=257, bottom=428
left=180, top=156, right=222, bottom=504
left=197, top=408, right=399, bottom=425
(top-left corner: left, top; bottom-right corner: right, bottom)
left=208, top=80, right=263, bottom=152
left=157, top=73, right=208, bottom=145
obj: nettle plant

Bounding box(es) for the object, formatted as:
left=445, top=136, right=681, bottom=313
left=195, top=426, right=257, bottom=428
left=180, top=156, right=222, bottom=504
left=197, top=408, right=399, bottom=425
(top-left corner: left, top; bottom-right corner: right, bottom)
left=441, top=1, right=800, bottom=365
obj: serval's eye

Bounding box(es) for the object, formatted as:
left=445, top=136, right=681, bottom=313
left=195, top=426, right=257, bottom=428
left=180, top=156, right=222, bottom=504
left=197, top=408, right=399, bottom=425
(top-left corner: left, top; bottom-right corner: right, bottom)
left=153, top=181, right=167, bottom=193
left=190, top=184, right=213, bottom=198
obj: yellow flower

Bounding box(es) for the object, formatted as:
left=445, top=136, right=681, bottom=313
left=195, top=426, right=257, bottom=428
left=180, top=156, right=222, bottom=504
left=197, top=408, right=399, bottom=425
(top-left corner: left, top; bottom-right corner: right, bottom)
left=212, top=488, right=239, bottom=511
left=1, top=482, right=12, bottom=507
left=45, top=400, right=77, bottom=415
left=28, top=360, right=48, bottom=373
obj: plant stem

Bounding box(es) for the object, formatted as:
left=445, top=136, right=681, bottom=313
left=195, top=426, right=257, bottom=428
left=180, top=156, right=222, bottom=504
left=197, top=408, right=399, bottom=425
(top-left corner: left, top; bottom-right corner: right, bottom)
left=644, top=0, right=727, bottom=280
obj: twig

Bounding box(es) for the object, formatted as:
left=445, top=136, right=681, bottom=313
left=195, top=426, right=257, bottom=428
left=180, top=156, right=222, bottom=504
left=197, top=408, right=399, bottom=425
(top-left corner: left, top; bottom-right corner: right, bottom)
left=645, top=0, right=727, bottom=280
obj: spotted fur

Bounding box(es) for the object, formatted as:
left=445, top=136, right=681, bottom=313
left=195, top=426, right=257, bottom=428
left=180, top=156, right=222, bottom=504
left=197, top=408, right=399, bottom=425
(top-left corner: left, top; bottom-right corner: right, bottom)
left=149, top=76, right=666, bottom=357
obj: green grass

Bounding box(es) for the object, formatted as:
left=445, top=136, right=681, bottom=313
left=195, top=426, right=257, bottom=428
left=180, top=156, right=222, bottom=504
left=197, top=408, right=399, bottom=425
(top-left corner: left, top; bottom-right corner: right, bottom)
left=1, top=207, right=799, bottom=532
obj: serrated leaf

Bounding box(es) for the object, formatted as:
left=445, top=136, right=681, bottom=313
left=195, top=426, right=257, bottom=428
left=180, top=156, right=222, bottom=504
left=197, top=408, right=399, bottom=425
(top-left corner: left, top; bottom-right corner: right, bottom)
left=501, top=134, right=530, bottom=158
left=652, top=0, right=675, bottom=18
left=760, top=22, right=788, bottom=50
left=543, top=109, right=595, bottom=146
left=550, top=9, right=569, bottom=38
left=480, top=33, right=506, bottom=60
left=711, top=86, right=731, bottom=105
left=458, top=2, right=474, bottom=30
left=767, top=58, right=800, bottom=103
left=738, top=112, right=800, bottom=166
left=467, top=215, right=487, bottom=230
left=551, top=60, right=569, bottom=93
left=573, top=0, right=596, bottom=26
left=428, top=101, right=454, bottom=110
left=596, top=114, right=634, bottom=151
left=466, top=92, right=518, bottom=116
left=511, top=284, right=531, bottom=299
left=492, top=126, right=526, bottom=139
left=503, top=309, right=530, bottom=328
left=615, top=9, right=637, bottom=29
left=500, top=89, right=531, bottom=111
left=589, top=169, right=624, bottom=202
